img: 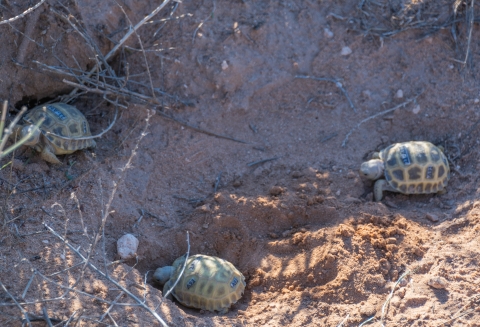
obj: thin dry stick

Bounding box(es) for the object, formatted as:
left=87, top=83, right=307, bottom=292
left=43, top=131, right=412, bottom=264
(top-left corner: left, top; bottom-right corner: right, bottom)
left=43, top=224, right=169, bottom=327
left=115, top=2, right=156, bottom=102
left=380, top=270, right=411, bottom=326
left=156, top=110, right=249, bottom=144
left=99, top=291, right=125, bottom=322
left=66, top=0, right=172, bottom=97
left=42, top=105, right=118, bottom=141
left=0, top=0, right=46, bottom=25
left=295, top=75, right=357, bottom=113
left=15, top=3, right=43, bottom=64
left=342, top=95, right=420, bottom=147
left=193, top=0, right=216, bottom=43
left=42, top=307, right=53, bottom=327
left=436, top=294, right=480, bottom=326
left=0, top=281, right=32, bottom=327
left=163, top=231, right=190, bottom=298
left=336, top=313, right=350, bottom=327
left=462, top=0, right=475, bottom=65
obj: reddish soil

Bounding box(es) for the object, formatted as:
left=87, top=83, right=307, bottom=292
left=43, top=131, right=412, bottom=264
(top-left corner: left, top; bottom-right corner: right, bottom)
left=0, top=0, right=479, bottom=326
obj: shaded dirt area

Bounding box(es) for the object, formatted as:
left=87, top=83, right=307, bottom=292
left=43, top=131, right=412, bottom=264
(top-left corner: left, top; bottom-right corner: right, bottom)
left=0, top=0, right=479, bottom=326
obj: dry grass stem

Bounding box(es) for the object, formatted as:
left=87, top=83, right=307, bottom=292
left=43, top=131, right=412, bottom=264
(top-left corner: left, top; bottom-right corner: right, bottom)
left=342, top=95, right=421, bottom=147
left=380, top=270, right=411, bottom=326
left=0, top=0, right=46, bottom=25
left=163, top=231, right=191, bottom=299
left=295, top=75, right=357, bottom=113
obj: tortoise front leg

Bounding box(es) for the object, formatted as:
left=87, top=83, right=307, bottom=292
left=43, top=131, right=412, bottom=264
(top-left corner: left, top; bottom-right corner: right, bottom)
left=39, top=146, right=61, bottom=164
left=373, top=179, right=398, bottom=201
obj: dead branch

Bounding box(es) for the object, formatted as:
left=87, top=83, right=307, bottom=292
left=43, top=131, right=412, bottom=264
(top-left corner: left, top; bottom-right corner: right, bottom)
left=342, top=95, right=421, bottom=147
left=295, top=75, right=357, bottom=113
left=0, top=0, right=46, bottom=25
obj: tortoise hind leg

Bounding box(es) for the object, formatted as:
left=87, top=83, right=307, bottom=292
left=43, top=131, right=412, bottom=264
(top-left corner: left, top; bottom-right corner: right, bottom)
left=373, top=179, right=398, bottom=201
left=40, top=147, right=62, bottom=164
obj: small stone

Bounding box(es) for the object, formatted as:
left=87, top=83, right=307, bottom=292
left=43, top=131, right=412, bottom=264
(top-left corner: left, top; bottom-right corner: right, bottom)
left=395, top=89, right=404, bottom=98
left=221, top=60, right=229, bottom=70
left=202, top=223, right=209, bottom=229
left=196, top=204, right=211, bottom=213
left=427, top=277, right=448, bottom=289
left=414, top=247, right=425, bottom=257
left=117, top=234, right=139, bottom=260
left=425, top=213, right=439, bottom=222
left=346, top=171, right=356, bottom=179
left=324, top=27, right=334, bottom=38
left=475, top=98, right=480, bottom=104
left=336, top=190, right=341, bottom=196
left=412, top=105, right=421, bottom=114
left=269, top=186, right=285, bottom=196
left=386, top=237, right=397, bottom=244
left=341, top=46, right=352, bottom=56
left=42, top=240, right=49, bottom=244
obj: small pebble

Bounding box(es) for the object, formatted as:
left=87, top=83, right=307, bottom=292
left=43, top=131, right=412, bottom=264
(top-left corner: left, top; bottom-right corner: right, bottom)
left=324, top=27, right=334, bottom=38
left=425, top=213, right=439, bottom=222
left=412, top=105, right=421, bottom=114
left=42, top=240, right=49, bottom=244
left=269, top=186, right=285, bottom=196
left=395, top=89, right=404, bottom=98
left=117, top=234, right=139, bottom=260
left=427, top=277, right=448, bottom=289
left=196, top=204, right=211, bottom=213
left=340, top=46, right=352, bottom=56
left=221, top=60, right=229, bottom=70
left=475, top=98, right=480, bottom=104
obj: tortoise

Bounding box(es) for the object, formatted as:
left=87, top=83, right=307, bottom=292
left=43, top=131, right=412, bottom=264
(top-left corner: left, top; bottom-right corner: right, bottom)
left=360, top=141, right=450, bottom=201
left=153, top=254, right=246, bottom=313
left=13, top=103, right=95, bottom=164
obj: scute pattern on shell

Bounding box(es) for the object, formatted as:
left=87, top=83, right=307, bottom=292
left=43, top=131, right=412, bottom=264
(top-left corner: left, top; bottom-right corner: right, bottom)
left=23, top=103, right=95, bottom=152
left=380, top=141, right=450, bottom=194
left=163, top=254, right=245, bottom=312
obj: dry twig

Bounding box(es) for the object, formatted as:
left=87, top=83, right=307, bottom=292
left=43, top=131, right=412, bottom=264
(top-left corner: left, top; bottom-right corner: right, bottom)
left=342, top=95, right=421, bottom=147
left=0, top=0, right=46, bottom=25
left=163, top=232, right=191, bottom=298
left=295, top=75, right=357, bottom=113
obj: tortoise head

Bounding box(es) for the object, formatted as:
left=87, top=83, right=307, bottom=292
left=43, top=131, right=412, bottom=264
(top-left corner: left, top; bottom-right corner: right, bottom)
left=20, top=125, right=41, bottom=146
left=360, top=159, right=384, bottom=180
left=153, top=266, right=175, bottom=284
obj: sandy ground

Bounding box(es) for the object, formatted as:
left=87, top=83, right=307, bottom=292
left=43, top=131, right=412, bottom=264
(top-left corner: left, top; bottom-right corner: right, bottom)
left=0, top=0, right=479, bottom=326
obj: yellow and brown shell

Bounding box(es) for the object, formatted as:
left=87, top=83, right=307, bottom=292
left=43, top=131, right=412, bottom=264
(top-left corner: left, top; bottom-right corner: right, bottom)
left=164, top=254, right=245, bottom=312
left=23, top=103, right=95, bottom=154
left=380, top=141, right=450, bottom=194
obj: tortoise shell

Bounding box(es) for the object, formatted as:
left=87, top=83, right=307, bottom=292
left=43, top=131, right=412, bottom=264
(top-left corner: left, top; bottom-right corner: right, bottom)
left=23, top=103, right=95, bottom=155
left=162, top=254, right=245, bottom=312
left=380, top=141, right=450, bottom=194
